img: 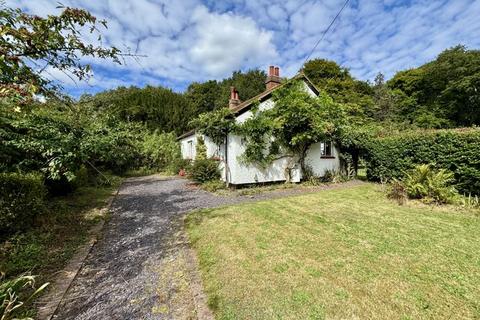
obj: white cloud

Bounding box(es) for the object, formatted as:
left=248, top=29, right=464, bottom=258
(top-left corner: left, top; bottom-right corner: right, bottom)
left=189, top=6, right=278, bottom=76
left=6, top=0, right=480, bottom=95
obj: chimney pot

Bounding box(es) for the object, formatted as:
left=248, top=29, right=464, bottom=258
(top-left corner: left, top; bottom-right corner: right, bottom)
left=265, top=65, right=281, bottom=90
left=229, top=86, right=241, bottom=110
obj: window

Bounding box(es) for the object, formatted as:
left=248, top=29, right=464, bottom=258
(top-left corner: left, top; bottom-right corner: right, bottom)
left=320, top=141, right=333, bottom=157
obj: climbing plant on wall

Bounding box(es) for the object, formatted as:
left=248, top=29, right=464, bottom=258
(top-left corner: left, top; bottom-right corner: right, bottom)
left=236, top=80, right=348, bottom=176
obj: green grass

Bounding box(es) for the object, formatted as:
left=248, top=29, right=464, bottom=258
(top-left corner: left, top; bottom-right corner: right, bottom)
left=186, top=184, right=480, bottom=319
left=0, top=175, right=123, bottom=279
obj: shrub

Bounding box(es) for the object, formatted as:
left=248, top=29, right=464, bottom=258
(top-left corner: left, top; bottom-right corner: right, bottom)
left=0, top=172, right=46, bottom=236
left=141, top=131, right=181, bottom=171
left=365, top=129, right=480, bottom=195
left=403, top=164, right=457, bottom=204
left=81, top=119, right=143, bottom=174
left=190, top=159, right=220, bottom=183
left=170, top=158, right=192, bottom=175
left=201, top=180, right=226, bottom=192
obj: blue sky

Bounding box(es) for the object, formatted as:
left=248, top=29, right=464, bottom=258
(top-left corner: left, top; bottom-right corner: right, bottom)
left=9, top=0, right=480, bottom=97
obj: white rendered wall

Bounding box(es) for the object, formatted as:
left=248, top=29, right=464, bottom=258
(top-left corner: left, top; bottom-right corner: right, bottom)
left=226, top=81, right=324, bottom=184
left=179, top=134, right=226, bottom=180
left=305, top=143, right=341, bottom=176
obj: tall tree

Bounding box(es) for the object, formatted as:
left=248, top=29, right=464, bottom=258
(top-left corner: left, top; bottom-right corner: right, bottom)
left=301, top=58, right=374, bottom=122
left=388, top=45, right=480, bottom=127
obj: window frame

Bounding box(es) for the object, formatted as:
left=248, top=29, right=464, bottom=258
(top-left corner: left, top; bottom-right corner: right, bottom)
left=320, top=141, right=334, bottom=158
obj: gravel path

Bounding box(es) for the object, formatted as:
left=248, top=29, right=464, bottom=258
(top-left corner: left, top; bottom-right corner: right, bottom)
left=53, top=175, right=363, bottom=320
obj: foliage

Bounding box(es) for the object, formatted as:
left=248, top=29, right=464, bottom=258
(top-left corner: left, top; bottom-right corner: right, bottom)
left=402, top=164, right=457, bottom=204
left=1, top=104, right=85, bottom=182
left=0, top=172, right=46, bottom=236
left=365, top=129, right=480, bottom=195
left=141, top=131, right=181, bottom=172
left=0, top=274, right=49, bottom=320
left=236, top=80, right=347, bottom=176
left=190, top=159, right=220, bottom=183
left=185, top=69, right=266, bottom=114
left=81, top=86, right=195, bottom=135
left=302, top=58, right=375, bottom=121
left=170, top=158, right=192, bottom=175
left=201, top=180, right=226, bottom=192
left=195, top=136, right=207, bottom=161
left=0, top=4, right=121, bottom=101
left=460, top=193, right=480, bottom=209
left=388, top=45, right=480, bottom=127
left=190, top=108, right=236, bottom=146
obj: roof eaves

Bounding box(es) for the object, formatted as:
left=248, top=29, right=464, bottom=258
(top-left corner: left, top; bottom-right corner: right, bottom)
left=230, top=73, right=320, bottom=115
left=176, top=129, right=196, bottom=140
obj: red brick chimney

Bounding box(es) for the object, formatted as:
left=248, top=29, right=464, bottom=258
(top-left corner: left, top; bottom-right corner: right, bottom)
left=265, top=65, right=281, bottom=90
left=229, top=86, right=241, bottom=110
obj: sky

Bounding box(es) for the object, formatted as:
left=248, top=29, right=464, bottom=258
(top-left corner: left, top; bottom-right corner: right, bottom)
left=8, top=0, right=480, bottom=97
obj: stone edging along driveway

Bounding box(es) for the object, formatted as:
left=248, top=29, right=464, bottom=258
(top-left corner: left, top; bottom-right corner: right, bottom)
left=46, top=175, right=363, bottom=319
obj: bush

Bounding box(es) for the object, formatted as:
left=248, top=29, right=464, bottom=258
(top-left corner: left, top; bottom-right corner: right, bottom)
left=201, top=180, right=226, bottom=192
left=0, top=172, right=47, bottom=236
left=403, top=164, right=457, bottom=204
left=81, top=120, right=143, bottom=174
left=170, top=158, right=192, bottom=175
left=141, top=131, right=181, bottom=172
left=190, top=159, right=220, bottom=183
left=365, top=129, right=480, bottom=195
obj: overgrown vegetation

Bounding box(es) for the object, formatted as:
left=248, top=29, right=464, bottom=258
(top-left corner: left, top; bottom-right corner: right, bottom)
left=0, top=173, right=46, bottom=236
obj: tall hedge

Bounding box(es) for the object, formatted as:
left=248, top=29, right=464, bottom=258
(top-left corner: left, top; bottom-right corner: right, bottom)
left=365, top=129, right=480, bottom=195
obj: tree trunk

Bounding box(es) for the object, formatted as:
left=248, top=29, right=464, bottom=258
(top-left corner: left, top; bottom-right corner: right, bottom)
left=298, top=146, right=309, bottom=180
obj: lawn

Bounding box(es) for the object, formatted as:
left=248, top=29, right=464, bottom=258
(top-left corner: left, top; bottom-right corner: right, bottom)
left=186, top=183, right=480, bottom=319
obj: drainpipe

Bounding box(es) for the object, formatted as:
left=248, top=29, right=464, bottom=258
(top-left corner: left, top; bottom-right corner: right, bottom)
left=224, top=134, right=229, bottom=187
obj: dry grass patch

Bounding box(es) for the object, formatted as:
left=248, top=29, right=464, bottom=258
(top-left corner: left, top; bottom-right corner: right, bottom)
left=186, top=184, right=480, bottom=319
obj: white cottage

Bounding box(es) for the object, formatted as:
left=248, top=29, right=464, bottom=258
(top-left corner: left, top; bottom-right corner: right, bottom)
left=178, top=66, right=341, bottom=185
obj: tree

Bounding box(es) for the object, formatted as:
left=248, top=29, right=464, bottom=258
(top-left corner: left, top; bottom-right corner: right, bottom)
left=189, top=108, right=235, bottom=146
left=195, top=136, right=207, bottom=160
left=185, top=69, right=266, bottom=114
left=372, top=73, right=395, bottom=121
left=81, top=85, right=195, bottom=134
left=301, top=58, right=375, bottom=122
left=236, top=80, right=347, bottom=177
left=388, top=45, right=480, bottom=127
left=0, top=4, right=123, bottom=101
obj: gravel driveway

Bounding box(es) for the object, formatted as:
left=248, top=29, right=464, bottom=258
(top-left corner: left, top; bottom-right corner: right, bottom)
left=53, top=175, right=362, bottom=319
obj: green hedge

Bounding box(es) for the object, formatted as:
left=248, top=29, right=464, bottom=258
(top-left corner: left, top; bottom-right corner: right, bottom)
left=0, top=172, right=47, bottom=236
left=365, top=129, right=480, bottom=195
